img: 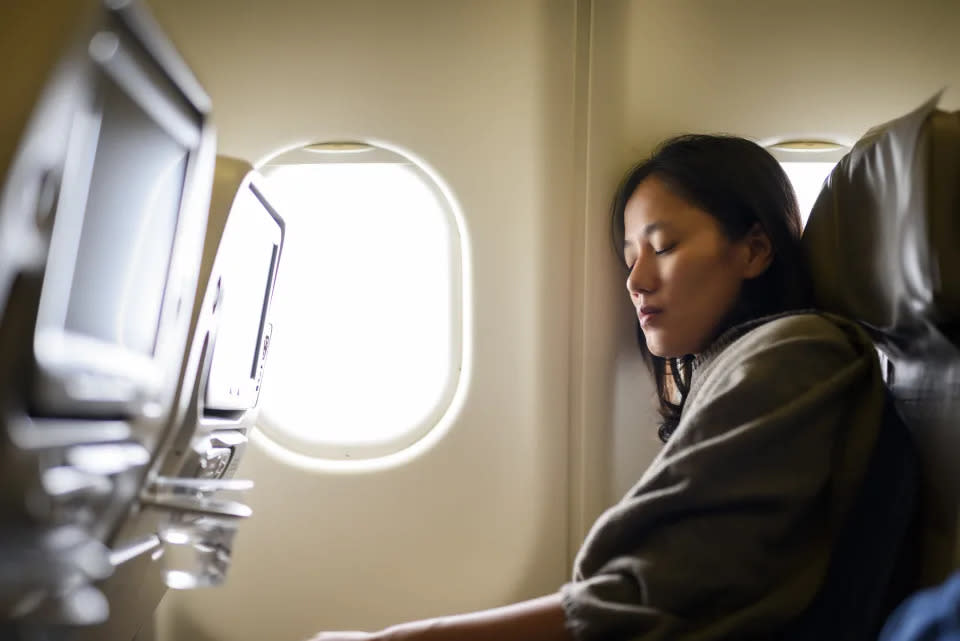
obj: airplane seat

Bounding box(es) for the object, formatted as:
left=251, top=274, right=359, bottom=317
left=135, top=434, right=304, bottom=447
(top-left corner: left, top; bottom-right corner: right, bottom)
left=800, top=93, right=960, bottom=626
left=0, top=0, right=215, bottom=635
left=69, top=156, right=285, bottom=641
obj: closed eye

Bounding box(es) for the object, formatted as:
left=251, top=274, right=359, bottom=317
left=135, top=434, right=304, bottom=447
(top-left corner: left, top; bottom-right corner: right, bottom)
left=654, top=243, right=677, bottom=256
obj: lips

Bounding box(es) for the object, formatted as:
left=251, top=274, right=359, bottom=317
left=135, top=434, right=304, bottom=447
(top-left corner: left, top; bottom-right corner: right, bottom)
left=637, top=305, right=663, bottom=326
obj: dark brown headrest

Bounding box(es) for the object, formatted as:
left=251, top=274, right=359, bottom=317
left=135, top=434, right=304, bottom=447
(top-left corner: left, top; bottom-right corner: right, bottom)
left=802, top=94, right=960, bottom=344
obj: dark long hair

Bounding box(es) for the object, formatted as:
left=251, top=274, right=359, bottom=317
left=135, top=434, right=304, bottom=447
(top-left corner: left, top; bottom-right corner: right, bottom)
left=612, top=134, right=812, bottom=441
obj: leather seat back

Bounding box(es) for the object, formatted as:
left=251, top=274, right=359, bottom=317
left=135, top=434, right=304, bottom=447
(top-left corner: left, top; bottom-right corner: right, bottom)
left=803, top=93, right=960, bottom=588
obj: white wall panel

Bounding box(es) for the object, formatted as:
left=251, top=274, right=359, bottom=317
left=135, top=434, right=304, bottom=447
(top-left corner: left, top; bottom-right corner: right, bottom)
left=566, top=0, right=660, bottom=559
left=618, top=0, right=960, bottom=156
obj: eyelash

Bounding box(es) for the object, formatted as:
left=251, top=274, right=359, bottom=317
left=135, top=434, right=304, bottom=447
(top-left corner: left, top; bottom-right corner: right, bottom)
left=625, top=243, right=677, bottom=269
left=654, top=243, right=677, bottom=256
left=627, top=243, right=677, bottom=272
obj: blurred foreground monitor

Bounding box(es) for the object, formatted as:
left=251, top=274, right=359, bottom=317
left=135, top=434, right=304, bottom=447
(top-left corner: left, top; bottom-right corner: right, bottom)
left=71, top=159, right=285, bottom=641
left=0, top=0, right=216, bottom=635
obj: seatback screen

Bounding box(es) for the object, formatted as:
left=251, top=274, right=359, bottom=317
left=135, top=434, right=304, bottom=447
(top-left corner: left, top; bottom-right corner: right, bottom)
left=64, top=78, right=188, bottom=356
left=205, top=185, right=280, bottom=410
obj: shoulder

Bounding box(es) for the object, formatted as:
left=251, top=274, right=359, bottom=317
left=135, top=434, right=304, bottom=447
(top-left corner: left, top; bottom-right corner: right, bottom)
left=708, top=312, right=874, bottom=373
left=683, top=312, right=881, bottom=430
left=645, top=310, right=887, bottom=501
left=747, top=311, right=851, bottom=340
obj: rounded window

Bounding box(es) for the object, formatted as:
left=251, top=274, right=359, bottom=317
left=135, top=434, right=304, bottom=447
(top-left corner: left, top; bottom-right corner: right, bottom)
left=255, top=143, right=464, bottom=460
left=767, top=139, right=848, bottom=228
left=780, top=161, right=837, bottom=227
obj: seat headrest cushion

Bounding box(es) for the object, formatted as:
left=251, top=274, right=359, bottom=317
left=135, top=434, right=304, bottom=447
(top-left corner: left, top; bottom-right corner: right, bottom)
left=802, top=93, right=960, bottom=339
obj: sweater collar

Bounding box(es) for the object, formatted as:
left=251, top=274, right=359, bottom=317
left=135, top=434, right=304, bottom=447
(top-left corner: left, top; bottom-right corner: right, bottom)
left=691, top=310, right=815, bottom=371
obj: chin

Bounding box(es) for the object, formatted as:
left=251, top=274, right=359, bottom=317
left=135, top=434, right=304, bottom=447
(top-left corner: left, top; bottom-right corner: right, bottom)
left=644, top=337, right=689, bottom=360
left=645, top=341, right=675, bottom=359
left=652, top=349, right=683, bottom=359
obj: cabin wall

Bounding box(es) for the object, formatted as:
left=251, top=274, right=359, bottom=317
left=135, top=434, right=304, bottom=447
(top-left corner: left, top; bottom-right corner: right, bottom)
left=617, top=0, right=960, bottom=154
left=569, top=0, right=660, bottom=560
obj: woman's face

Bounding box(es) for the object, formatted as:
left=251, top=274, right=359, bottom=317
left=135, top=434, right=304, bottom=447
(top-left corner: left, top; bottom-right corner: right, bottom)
left=623, top=176, right=770, bottom=358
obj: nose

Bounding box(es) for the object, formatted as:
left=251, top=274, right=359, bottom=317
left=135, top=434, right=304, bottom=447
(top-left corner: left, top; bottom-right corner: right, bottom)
left=626, top=253, right=658, bottom=299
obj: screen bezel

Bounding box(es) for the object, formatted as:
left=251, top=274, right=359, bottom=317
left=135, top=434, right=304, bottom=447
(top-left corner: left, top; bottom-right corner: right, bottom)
left=202, top=181, right=284, bottom=413
left=31, top=25, right=205, bottom=417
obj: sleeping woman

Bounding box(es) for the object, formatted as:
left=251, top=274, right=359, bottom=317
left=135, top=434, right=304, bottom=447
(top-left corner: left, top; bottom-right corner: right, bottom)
left=310, top=134, right=914, bottom=641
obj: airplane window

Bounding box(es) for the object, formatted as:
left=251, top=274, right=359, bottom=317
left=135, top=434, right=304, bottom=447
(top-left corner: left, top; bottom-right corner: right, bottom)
left=780, top=161, right=837, bottom=227
left=255, top=155, right=462, bottom=460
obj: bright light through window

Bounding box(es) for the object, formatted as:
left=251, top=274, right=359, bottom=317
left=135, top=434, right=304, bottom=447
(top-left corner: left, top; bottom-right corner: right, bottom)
left=257, top=161, right=461, bottom=459
left=780, top=161, right=836, bottom=227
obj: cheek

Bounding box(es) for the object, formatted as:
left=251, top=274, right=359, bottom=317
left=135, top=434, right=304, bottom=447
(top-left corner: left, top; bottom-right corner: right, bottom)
left=669, top=251, right=743, bottom=320
left=694, top=260, right=745, bottom=322
left=664, top=251, right=721, bottom=292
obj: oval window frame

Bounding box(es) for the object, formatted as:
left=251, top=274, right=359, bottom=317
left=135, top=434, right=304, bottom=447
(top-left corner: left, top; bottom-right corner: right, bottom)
left=251, top=140, right=471, bottom=464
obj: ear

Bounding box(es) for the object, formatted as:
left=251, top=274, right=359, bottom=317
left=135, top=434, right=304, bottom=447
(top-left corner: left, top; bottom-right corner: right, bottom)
left=740, top=223, right=774, bottom=279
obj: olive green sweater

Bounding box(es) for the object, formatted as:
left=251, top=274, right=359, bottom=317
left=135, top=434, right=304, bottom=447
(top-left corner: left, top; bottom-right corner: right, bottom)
left=561, top=312, right=909, bottom=641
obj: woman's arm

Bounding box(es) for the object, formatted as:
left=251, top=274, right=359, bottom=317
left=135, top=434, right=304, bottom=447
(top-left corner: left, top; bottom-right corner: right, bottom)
left=311, top=592, right=573, bottom=641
